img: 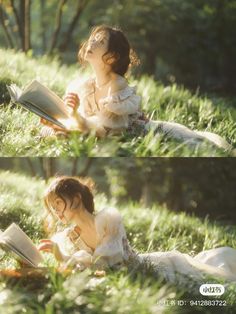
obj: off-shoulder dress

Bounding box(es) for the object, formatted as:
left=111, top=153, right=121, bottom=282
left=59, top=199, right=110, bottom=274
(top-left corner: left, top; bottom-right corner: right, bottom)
left=52, top=207, right=236, bottom=286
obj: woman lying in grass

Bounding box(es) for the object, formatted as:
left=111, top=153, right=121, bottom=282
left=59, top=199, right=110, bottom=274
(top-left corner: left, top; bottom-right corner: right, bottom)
left=39, top=176, right=236, bottom=286
left=41, top=25, right=233, bottom=151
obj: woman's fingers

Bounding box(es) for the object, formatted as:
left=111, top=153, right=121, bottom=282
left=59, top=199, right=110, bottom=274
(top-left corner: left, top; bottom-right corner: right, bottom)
left=38, top=244, right=50, bottom=251
left=40, top=118, right=49, bottom=125
left=65, top=100, right=76, bottom=108
left=40, top=119, right=55, bottom=128
left=65, top=92, right=79, bottom=101
left=39, top=239, right=53, bottom=243
left=65, top=93, right=78, bottom=101
left=40, top=119, right=64, bottom=131
left=67, top=102, right=76, bottom=109
left=38, top=239, right=54, bottom=251
left=38, top=243, right=55, bottom=252
left=64, top=93, right=79, bottom=109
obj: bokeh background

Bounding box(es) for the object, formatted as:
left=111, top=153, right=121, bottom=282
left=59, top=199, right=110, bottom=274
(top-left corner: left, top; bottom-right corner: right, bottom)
left=1, top=0, right=236, bottom=95
left=0, top=157, right=235, bottom=223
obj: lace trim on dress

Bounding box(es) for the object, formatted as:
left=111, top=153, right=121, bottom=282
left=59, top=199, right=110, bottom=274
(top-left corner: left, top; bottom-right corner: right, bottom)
left=66, top=226, right=93, bottom=254
left=80, top=78, right=95, bottom=98
left=82, top=77, right=139, bottom=102
left=98, top=86, right=138, bottom=104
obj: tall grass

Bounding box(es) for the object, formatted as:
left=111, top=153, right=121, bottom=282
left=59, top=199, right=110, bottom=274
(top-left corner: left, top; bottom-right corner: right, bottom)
left=0, top=171, right=236, bottom=313
left=0, top=49, right=235, bottom=157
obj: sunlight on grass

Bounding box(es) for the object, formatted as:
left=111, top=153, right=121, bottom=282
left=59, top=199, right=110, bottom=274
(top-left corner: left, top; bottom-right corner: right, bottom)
left=0, top=171, right=236, bottom=313
left=0, top=49, right=235, bottom=157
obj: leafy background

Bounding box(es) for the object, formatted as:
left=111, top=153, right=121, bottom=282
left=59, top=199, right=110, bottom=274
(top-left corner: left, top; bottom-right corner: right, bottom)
left=0, top=163, right=236, bottom=313
left=0, top=0, right=236, bottom=157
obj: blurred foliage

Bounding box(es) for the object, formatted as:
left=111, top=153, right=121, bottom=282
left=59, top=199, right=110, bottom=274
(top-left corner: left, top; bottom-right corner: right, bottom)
left=0, top=158, right=236, bottom=223
left=0, top=171, right=45, bottom=238
left=0, top=0, right=236, bottom=93
left=101, top=158, right=236, bottom=223
left=0, top=49, right=235, bottom=157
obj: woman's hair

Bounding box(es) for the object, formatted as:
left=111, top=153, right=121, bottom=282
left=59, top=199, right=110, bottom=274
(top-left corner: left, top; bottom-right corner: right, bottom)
left=43, top=176, right=95, bottom=234
left=78, top=25, right=140, bottom=77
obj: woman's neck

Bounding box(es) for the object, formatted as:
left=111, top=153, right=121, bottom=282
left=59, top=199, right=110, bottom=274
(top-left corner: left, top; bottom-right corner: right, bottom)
left=90, top=63, right=115, bottom=88
left=73, top=207, right=97, bottom=249
left=73, top=206, right=95, bottom=231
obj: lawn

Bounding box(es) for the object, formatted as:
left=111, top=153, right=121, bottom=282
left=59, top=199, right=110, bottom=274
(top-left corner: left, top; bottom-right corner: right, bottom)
left=0, top=49, right=235, bottom=157
left=0, top=171, right=236, bottom=313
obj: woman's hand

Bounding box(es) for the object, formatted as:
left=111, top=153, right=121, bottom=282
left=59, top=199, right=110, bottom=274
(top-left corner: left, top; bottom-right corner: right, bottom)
left=38, top=239, right=58, bottom=253
left=40, top=118, right=66, bottom=132
left=64, top=92, right=79, bottom=113
left=38, top=239, right=63, bottom=261
left=40, top=92, right=79, bottom=130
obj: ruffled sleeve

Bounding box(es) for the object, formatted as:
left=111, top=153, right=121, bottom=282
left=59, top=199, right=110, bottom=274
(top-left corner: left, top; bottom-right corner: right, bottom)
left=99, top=86, right=142, bottom=116
left=93, top=207, right=127, bottom=267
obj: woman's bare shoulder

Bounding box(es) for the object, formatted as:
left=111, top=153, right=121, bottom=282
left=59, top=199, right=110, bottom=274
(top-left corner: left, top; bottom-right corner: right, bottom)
left=95, top=208, right=123, bottom=239
left=95, top=207, right=122, bottom=226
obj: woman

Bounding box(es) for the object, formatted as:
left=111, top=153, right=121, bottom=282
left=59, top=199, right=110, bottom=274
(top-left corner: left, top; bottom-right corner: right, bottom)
left=39, top=176, right=236, bottom=286
left=40, top=25, right=234, bottom=152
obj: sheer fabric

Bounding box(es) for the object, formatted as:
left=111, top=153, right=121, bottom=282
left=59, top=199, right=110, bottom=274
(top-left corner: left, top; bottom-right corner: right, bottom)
left=52, top=207, right=236, bottom=283
left=66, top=77, right=233, bottom=150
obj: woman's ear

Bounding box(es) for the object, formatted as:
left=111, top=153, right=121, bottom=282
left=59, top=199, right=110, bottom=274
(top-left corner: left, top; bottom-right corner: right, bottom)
left=106, top=57, right=115, bottom=65
left=71, top=194, right=81, bottom=210
left=105, top=52, right=119, bottom=65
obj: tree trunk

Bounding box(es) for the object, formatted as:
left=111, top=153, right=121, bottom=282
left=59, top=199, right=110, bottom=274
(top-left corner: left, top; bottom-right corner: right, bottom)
left=39, top=158, right=56, bottom=181
left=24, top=0, right=31, bottom=52
left=166, top=167, right=184, bottom=212
left=19, top=0, right=25, bottom=50
left=10, top=0, right=24, bottom=49
left=140, top=181, right=152, bottom=207
left=48, top=0, right=68, bottom=54
left=59, top=0, right=88, bottom=52
left=40, top=0, right=46, bottom=52
left=0, top=4, right=14, bottom=48
left=71, top=158, right=78, bottom=176
left=26, top=158, right=36, bottom=177
left=78, top=158, right=93, bottom=176
left=215, top=0, right=234, bottom=91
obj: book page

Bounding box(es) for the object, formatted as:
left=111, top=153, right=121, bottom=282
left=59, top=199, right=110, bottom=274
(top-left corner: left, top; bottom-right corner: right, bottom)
left=1, top=223, right=43, bottom=266
left=21, top=100, right=67, bottom=129
left=19, top=80, right=70, bottom=120
left=6, top=84, right=23, bottom=101
left=0, top=240, right=37, bottom=267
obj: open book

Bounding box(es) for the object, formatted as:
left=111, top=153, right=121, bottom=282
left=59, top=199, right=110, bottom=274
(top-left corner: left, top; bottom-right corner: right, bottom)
left=7, top=80, right=72, bottom=129
left=0, top=223, right=43, bottom=267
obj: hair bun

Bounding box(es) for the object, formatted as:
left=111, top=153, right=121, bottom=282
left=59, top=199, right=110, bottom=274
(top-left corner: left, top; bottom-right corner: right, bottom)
left=77, top=176, right=96, bottom=192
left=130, top=48, right=140, bottom=67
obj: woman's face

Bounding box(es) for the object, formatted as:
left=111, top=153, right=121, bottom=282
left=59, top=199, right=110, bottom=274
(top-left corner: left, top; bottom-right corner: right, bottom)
left=85, top=30, right=110, bottom=63
left=51, top=196, right=76, bottom=225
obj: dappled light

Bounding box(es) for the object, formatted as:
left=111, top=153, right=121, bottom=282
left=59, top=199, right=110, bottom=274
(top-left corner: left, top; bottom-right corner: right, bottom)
left=0, top=169, right=236, bottom=312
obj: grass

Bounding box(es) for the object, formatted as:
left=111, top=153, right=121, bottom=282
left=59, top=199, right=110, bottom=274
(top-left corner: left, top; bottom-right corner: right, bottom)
left=0, top=48, right=235, bottom=157
left=0, top=171, right=236, bottom=313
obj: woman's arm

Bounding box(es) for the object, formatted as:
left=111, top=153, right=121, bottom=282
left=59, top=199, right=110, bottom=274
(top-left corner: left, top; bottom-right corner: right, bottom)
left=92, top=208, right=125, bottom=268
left=77, top=115, right=107, bottom=137
left=38, top=239, right=70, bottom=262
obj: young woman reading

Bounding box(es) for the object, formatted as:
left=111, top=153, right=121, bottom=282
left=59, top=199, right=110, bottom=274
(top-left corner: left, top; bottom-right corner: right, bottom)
left=41, top=25, right=233, bottom=151
left=38, top=176, right=236, bottom=286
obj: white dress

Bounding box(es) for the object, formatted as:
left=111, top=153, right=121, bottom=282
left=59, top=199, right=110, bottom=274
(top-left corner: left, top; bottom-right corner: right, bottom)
left=52, top=207, right=236, bottom=285
left=66, top=78, right=233, bottom=151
